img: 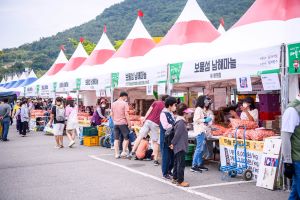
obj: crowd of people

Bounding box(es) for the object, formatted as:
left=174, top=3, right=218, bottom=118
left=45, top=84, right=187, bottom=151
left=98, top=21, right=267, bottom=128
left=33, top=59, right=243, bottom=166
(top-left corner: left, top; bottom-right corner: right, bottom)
left=0, top=92, right=261, bottom=188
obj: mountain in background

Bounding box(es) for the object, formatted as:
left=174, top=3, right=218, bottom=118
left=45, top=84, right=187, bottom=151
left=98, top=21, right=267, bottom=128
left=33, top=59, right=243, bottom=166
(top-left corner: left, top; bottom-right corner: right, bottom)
left=0, top=0, right=254, bottom=79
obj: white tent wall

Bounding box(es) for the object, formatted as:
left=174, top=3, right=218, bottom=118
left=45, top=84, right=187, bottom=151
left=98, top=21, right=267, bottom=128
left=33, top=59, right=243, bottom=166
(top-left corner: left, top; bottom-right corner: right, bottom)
left=288, top=74, right=299, bottom=102
left=81, top=90, right=97, bottom=106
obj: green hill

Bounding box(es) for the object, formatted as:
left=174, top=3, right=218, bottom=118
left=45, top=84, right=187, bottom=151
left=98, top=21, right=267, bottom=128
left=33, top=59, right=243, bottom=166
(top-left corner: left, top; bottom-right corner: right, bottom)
left=0, top=0, right=254, bottom=79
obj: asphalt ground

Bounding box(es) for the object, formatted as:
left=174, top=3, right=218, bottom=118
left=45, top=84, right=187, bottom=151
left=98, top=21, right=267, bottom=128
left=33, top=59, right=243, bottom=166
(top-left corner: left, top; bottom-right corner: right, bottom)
left=0, top=125, right=289, bottom=200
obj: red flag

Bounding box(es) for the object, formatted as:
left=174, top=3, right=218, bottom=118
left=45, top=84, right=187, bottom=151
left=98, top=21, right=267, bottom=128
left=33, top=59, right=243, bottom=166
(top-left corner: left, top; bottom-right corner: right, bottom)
left=103, top=24, right=107, bottom=33
left=60, top=45, right=65, bottom=51
left=219, top=17, right=225, bottom=27
left=138, top=10, right=144, bottom=17
left=80, top=37, right=84, bottom=43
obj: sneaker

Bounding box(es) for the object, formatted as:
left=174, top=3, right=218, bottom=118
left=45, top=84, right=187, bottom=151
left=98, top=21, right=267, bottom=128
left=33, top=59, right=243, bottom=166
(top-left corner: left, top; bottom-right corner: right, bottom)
left=120, top=152, right=127, bottom=158
left=154, top=160, right=160, bottom=166
left=177, top=181, right=190, bottom=187
left=54, top=145, right=61, bottom=149
left=115, top=155, right=121, bottom=159
left=190, top=166, right=202, bottom=173
left=198, top=165, right=208, bottom=171
left=68, top=141, right=75, bottom=148
left=2, top=139, right=9, bottom=141
left=59, top=145, right=64, bottom=149
left=110, top=146, right=115, bottom=150
left=163, top=174, right=172, bottom=180
left=171, top=179, right=178, bottom=184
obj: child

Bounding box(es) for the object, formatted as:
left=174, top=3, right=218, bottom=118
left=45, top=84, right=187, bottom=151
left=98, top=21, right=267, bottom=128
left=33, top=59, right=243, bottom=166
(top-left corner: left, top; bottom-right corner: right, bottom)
left=171, top=103, right=193, bottom=187
left=135, top=135, right=153, bottom=161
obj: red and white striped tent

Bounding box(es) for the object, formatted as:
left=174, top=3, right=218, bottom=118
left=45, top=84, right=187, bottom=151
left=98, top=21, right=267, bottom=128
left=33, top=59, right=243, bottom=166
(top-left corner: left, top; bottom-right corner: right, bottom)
left=209, top=0, right=300, bottom=55
left=72, top=26, right=116, bottom=78
left=143, top=0, right=220, bottom=65
left=93, top=11, right=156, bottom=76
left=51, top=41, right=88, bottom=91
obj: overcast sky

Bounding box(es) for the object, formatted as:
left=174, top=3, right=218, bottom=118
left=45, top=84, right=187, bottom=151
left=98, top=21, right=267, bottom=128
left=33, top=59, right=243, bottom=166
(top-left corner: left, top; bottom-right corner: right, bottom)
left=0, top=0, right=124, bottom=50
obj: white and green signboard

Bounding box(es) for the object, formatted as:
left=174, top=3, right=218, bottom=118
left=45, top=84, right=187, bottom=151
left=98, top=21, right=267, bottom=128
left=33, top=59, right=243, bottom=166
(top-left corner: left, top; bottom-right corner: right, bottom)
left=115, top=66, right=167, bottom=88
left=288, top=42, right=300, bottom=74
left=170, top=46, right=280, bottom=83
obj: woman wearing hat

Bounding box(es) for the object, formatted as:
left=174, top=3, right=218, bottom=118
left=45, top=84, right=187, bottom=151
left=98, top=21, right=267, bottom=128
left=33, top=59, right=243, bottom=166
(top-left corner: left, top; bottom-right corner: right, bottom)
left=230, top=97, right=258, bottom=123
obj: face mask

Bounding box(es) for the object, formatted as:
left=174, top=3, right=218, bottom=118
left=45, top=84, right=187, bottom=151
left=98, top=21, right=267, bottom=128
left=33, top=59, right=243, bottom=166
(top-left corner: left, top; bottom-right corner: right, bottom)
left=101, top=104, right=106, bottom=108
left=243, top=103, right=248, bottom=108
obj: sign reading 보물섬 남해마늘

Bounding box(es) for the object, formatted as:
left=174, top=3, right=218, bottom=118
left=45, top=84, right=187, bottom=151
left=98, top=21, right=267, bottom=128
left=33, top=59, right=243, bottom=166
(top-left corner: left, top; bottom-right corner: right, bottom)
left=115, top=66, right=167, bottom=88
left=288, top=42, right=300, bottom=74
left=169, top=46, right=280, bottom=83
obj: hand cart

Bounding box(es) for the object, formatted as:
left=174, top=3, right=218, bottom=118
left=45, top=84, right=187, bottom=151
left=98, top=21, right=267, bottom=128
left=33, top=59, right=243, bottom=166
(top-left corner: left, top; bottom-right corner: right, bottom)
left=220, top=125, right=253, bottom=181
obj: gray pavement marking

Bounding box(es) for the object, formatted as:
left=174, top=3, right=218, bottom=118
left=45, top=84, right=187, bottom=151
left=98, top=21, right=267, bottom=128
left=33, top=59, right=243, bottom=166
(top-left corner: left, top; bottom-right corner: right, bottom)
left=89, top=155, right=222, bottom=200
left=189, top=180, right=256, bottom=190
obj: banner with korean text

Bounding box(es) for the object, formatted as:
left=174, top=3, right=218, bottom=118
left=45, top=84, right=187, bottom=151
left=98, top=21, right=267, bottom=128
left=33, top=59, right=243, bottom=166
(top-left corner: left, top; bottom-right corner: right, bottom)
left=170, top=45, right=280, bottom=83
left=115, top=66, right=167, bottom=88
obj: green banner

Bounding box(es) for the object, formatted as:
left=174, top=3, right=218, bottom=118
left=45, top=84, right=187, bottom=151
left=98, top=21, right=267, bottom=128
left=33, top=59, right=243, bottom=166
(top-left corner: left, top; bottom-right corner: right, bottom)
left=36, top=85, right=40, bottom=94
left=169, top=62, right=183, bottom=83
left=288, top=42, right=300, bottom=74
left=53, top=82, right=57, bottom=92
left=75, top=78, right=81, bottom=91
left=111, top=72, right=119, bottom=88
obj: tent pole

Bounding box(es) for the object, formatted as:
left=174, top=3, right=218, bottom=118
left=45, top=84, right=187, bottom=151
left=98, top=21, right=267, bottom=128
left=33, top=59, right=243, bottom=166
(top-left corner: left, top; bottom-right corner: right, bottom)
left=279, top=43, right=288, bottom=191
left=166, top=64, right=171, bottom=95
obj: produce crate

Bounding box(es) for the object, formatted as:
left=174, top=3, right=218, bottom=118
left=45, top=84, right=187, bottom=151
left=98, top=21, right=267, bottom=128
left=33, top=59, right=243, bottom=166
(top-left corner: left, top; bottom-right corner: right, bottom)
left=82, top=127, right=98, bottom=136
left=83, top=136, right=99, bottom=147
left=98, top=126, right=108, bottom=137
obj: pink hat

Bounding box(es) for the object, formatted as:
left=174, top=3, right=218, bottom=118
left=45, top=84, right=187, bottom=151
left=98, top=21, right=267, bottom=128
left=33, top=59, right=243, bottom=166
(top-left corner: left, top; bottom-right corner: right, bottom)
left=183, top=108, right=194, bottom=114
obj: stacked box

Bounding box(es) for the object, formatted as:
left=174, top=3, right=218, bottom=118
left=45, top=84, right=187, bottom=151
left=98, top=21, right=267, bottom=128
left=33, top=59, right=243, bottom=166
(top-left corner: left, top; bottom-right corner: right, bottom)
left=83, top=136, right=99, bottom=147
left=82, top=127, right=98, bottom=136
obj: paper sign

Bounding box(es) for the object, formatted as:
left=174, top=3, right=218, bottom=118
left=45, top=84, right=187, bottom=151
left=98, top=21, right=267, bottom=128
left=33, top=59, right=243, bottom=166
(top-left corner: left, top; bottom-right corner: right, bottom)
left=157, top=83, right=166, bottom=95
left=236, top=75, right=252, bottom=92
left=146, top=84, right=153, bottom=96
left=100, top=90, right=106, bottom=97
left=261, top=74, right=281, bottom=91
left=213, top=88, right=227, bottom=110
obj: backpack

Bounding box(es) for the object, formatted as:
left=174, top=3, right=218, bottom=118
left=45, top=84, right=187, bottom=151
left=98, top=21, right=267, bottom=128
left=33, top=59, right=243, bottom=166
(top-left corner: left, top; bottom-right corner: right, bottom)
left=55, top=106, right=65, bottom=122
left=164, top=124, right=175, bottom=147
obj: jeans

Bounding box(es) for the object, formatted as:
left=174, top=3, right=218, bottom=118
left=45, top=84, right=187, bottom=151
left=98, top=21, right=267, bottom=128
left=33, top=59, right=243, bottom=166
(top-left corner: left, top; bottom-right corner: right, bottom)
left=110, top=128, right=114, bottom=146
left=192, top=133, right=206, bottom=167
left=161, top=142, right=174, bottom=176
left=173, top=151, right=186, bottom=183
left=289, top=161, right=300, bottom=200
left=20, top=121, right=28, bottom=136
left=1, top=117, right=10, bottom=140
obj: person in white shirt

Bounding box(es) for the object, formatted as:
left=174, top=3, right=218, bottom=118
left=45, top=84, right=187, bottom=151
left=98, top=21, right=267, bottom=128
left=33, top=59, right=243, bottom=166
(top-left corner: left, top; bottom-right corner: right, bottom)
left=191, top=96, right=214, bottom=173
left=230, top=97, right=258, bottom=123
left=281, top=93, right=300, bottom=199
